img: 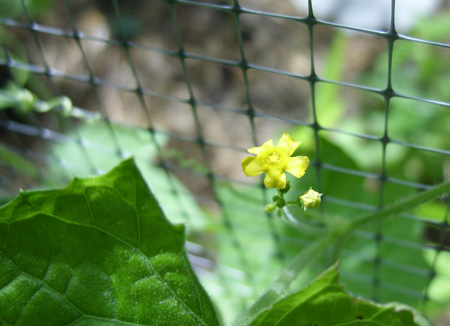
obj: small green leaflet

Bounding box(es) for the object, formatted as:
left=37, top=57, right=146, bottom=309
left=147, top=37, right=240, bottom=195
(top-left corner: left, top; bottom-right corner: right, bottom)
left=0, top=158, right=220, bottom=326
left=248, top=263, right=430, bottom=326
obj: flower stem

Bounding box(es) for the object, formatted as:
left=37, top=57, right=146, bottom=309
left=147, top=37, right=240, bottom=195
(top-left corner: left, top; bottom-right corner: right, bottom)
left=277, top=189, right=284, bottom=200
left=281, top=207, right=324, bottom=235
left=347, top=180, right=450, bottom=234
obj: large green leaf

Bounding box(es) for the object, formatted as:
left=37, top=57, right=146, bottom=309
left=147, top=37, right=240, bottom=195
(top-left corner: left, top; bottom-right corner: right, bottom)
left=0, top=158, right=220, bottom=326
left=249, top=263, right=429, bottom=326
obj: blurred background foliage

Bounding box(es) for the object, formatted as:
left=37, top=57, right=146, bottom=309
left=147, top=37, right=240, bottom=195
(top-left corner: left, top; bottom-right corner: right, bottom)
left=0, top=0, right=449, bottom=325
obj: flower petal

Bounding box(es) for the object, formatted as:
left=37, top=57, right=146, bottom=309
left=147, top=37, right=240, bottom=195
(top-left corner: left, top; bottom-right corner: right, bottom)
left=264, top=168, right=286, bottom=189
left=277, top=133, right=301, bottom=156
left=248, top=139, right=273, bottom=155
left=242, top=156, right=265, bottom=177
left=285, top=156, right=309, bottom=178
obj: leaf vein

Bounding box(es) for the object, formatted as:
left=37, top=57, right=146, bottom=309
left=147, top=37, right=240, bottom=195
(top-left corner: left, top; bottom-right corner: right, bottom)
left=14, top=284, right=42, bottom=324
left=136, top=247, right=209, bottom=326
left=1, top=251, right=85, bottom=317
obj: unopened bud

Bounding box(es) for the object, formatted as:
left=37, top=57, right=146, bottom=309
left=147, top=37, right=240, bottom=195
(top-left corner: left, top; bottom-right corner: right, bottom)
left=264, top=203, right=277, bottom=213
left=298, top=188, right=322, bottom=210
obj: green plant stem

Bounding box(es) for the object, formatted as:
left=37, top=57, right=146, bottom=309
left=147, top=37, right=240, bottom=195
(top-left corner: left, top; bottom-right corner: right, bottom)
left=280, top=208, right=324, bottom=235
left=277, top=189, right=283, bottom=201
left=328, top=180, right=450, bottom=264
left=347, top=180, right=450, bottom=234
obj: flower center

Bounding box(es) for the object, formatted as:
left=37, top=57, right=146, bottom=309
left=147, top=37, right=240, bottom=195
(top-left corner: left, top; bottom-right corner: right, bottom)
left=265, top=151, right=281, bottom=166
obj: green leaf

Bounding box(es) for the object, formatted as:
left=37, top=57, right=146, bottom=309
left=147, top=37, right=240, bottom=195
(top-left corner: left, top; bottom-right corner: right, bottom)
left=0, top=158, right=220, bottom=326
left=249, top=263, right=429, bottom=326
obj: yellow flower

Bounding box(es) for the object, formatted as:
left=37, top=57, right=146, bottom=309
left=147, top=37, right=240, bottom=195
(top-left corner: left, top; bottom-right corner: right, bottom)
left=241, top=133, right=309, bottom=189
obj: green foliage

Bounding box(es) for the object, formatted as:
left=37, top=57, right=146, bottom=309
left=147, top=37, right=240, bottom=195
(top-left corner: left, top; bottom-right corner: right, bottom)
left=2, top=159, right=447, bottom=325
left=209, top=183, right=314, bottom=324
left=357, top=13, right=450, bottom=185
left=1, top=3, right=448, bottom=324
left=0, top=158, right=220, bottom=326
left=0, top=0, right=56, bottom=19
left=212, top=128, right=450, bottom=322
left=248, top=263, right=430, bottom=326
left=286, top=117, right=448, bottom=308
left=423, top=250, right=450, bottom=305
left=284, top=17, right=450, bottom=310
left=234, top=236, right=335, bottom=326
left=236, top=179, right=450, bottom=326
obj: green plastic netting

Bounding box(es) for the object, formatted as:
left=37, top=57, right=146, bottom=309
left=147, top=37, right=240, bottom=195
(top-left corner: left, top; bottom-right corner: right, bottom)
left=1, top=0, right=449, bottom=324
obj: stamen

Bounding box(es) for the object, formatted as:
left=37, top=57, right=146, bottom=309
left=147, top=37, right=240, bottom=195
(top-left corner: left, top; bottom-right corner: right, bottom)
left=266, top=152, right=281, bottom=166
